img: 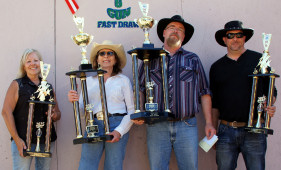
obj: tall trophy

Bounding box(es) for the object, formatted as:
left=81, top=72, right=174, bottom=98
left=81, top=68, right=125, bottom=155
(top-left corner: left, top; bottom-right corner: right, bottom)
left=66, top=16, right=113, bottom=144
left=23, top=62, right=55, bottom=157
left=245, top=33, right=279, bottom=135
left=128, top=2, right=174, bottom=124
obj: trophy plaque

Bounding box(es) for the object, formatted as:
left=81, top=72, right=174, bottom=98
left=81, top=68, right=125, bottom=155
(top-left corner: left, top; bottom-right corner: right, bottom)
left=128, top=2, right=174, bottom=124
left=245, top=33, right=279, bottom=135
left=23, top=62, right=55, bottom=157
left=66, top=16, right=113, bottom=144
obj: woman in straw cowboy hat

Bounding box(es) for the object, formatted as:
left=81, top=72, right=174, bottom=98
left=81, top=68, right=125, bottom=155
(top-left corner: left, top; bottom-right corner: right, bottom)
left=68, top=40, right=134, bottom=170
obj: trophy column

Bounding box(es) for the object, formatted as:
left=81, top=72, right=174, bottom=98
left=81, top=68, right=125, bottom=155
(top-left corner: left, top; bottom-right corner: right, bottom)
left=131, top=53, right=141, bottom=113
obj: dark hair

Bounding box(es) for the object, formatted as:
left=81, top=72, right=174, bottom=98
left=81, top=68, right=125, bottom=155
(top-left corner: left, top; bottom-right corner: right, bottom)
left=92, top=51, right=122, bottom=76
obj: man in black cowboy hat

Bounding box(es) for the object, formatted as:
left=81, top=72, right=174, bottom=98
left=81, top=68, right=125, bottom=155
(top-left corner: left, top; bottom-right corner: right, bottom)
left=135, top=15, right=216, bottom=170
left=210, top=20, right=277, bottom=170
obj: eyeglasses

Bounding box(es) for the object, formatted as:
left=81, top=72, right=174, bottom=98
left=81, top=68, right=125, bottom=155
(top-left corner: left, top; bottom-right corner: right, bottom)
left=98, top=51, right=114, bottom=57
left=225, top=33, right=244, bottom=39
left=166, top=26, right=185, bottom=33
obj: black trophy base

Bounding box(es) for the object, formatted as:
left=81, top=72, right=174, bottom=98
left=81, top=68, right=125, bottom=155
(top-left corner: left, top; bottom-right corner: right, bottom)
left=130, top=111, right=175, bottom=124
left=73, top=135, right=114, bottom=144
left=79, top=64, right=92, bottom=70
left=23, top=150, right=52, bottom=157
left=244, top=127, right=273, bottom=135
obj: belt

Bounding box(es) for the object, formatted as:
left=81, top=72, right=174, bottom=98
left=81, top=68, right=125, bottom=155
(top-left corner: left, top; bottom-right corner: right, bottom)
left=220, top=120, right=247, bottom=128
left=94, top=112, right=127, bottom=120
left=169, top=115, right=195, bottom=122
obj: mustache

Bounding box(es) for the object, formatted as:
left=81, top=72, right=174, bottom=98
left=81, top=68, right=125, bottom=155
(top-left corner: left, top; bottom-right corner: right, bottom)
left=169, top=33, right=179, bottom=39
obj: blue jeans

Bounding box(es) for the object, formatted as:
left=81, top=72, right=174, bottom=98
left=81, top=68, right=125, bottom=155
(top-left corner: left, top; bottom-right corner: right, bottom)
left=216, top=124, right=267, bottom=170
left=11, top=140, right=55, bottom=170
left=146, top=117, right=198, bottom=170
left=78, top=116, right=129, bottom=170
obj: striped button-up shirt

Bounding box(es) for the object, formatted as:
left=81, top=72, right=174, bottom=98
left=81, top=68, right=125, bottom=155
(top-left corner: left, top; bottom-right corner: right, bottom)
left=138, top=47, right=211, bottom=118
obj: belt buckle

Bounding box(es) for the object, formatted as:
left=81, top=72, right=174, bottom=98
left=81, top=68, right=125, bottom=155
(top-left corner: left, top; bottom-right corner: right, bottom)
left=96, top=112, right=104, bottom=120
left=231, top=121, right=238, bottom=128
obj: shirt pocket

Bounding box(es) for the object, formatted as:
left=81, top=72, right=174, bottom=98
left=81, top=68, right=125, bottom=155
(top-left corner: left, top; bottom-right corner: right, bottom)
left=179, top=66, right=194, bottom=82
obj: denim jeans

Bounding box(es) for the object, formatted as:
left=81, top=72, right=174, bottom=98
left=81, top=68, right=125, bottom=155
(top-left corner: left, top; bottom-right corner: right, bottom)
left=78, top=116, right=129, bottom=170
left=216, top=124, right=267, bottom=170
left=146, top=117, right=198, bottom=170
left=11, top=140, right=55, bottom=170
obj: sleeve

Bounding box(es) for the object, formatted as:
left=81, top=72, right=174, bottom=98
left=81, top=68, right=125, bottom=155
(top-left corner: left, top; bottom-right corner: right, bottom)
left=114, top=76, right=134, bottom=137
left=196, top=57, right=212, bottom=97
left=209, top=64, right=218, bottom=108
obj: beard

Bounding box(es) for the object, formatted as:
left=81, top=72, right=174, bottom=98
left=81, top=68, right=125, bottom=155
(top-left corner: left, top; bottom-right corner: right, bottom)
left=166, top=33, right=181, bottom=47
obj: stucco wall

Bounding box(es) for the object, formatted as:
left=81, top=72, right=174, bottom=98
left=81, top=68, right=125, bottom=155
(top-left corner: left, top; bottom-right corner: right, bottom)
left=1, top=0, right=281, bottom=169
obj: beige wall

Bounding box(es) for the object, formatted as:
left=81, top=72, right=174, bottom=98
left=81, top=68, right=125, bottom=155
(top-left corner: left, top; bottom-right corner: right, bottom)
left=1, top=0, right=281, bottom=169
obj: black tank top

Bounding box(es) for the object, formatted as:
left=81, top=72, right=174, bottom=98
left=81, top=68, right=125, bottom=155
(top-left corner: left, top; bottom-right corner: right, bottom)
left=12, top=76, right=57, bottom=144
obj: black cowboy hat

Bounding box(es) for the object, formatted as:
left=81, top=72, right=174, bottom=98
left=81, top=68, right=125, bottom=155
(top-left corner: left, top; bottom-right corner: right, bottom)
left=215, top=20, right=254, bottom=46
left=157, top=15, right=194, bottom=46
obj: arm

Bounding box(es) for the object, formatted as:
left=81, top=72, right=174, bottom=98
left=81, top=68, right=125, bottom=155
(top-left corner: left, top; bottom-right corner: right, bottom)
left=2, top=81, right=26, bottom=157
left=50, top=90, right=61, bottom=122
left=201, top=94, right=216, bottom=139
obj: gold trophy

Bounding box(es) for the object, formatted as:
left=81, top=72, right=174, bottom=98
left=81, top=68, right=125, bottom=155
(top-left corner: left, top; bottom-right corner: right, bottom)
left=134, top=2, right=157, bottom=45
left=128, top=2, right=173, bottom=124
left=24, top=62, right=55, bottom=157
left=72, top=15, right=94, bottom=70
left=66, top=16, right=112, bottom=144
left=245, top=33, right=279, bottom=135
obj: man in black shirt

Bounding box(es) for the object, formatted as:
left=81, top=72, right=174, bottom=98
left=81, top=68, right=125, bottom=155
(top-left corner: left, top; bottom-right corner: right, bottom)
left=210, top=20, right=277, bottom=170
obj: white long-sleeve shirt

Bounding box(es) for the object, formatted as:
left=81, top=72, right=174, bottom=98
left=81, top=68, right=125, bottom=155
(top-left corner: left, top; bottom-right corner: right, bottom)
left=79, top=73, right=134, bottom=137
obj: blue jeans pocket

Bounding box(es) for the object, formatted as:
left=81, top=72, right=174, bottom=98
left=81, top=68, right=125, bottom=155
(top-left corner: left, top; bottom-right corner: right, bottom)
left=184, top=117, right=197, bottom=127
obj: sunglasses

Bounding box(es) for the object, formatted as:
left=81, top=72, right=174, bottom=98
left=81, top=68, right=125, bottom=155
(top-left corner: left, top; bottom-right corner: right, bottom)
left=225, top=33, right=244, bottom=39
left=98, top=51, right=114, bottom=57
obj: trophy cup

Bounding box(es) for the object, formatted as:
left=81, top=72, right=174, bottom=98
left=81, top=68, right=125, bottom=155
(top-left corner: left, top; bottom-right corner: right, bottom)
left=24, top=62, right=55, bottom=157
left=128, top=2, right=174, bottom=124
left=245, top=33, right=279, bottom=135
left=71, top=15, right=94, bottom=70
left=66, top=16, right=113, bottom=144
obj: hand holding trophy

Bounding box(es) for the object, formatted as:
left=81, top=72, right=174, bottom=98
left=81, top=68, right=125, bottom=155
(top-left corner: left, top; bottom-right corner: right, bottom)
left=245, top=33, right=279, bottom=135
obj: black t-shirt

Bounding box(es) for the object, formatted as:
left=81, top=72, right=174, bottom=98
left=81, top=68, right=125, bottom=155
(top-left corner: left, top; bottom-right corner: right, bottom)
left=210, top=49, right=277, bottom=122
left=12, top=76, right=57, bottom=144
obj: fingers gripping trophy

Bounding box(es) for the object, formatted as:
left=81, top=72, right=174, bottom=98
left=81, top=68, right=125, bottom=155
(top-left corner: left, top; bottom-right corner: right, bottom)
left=24, top=62, right=55, bottom=157
left=66, top=15, right=113, bottom=144
left=245, top=33, right=279, bottom=135
left=128, top=2, right=174, bottom=124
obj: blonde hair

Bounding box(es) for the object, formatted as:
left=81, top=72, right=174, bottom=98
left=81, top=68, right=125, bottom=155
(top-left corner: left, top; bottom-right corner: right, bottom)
left=16, top=49, right=43, bottom=78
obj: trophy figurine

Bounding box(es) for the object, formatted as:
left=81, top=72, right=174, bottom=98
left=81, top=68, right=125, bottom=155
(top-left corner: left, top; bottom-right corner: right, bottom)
left=134, top=2, right=157, bottom=47
left=72, top=15, right=94, bottom=70
left=35, top=122, right=45, bottom=152
left=24, top=62, right=55, bottom=157
left=85, top=104, right=99, bottom=138
left=245, top=33, right=279, bottom=135
left=128, top=2, right=173, bottom=124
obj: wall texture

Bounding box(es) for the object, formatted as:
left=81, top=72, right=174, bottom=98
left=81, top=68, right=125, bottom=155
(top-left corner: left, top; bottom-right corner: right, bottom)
left=1, top=0, right=281, bottom=169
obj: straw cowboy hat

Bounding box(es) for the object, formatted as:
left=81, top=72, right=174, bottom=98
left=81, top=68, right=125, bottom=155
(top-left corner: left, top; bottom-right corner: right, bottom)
left=90, top=40, right=127, bottom=69
left=157, top=15, right=194, bottom=45
left=215, top=20, right=254, bottom=47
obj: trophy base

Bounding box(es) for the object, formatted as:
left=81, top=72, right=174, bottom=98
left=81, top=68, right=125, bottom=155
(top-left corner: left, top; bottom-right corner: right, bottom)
left=142, top=43, right=154, bottom=48
left=128, top=47, right=168, bottom=60
left=79, top=64, right=93, bottom=70
left=73, top=135, right=114, bottom=144
left=244, top=127, right=273, bottom=135
left=23, top=150, right=52, bottom=157
left=130, top=111, right=175, bottom=124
